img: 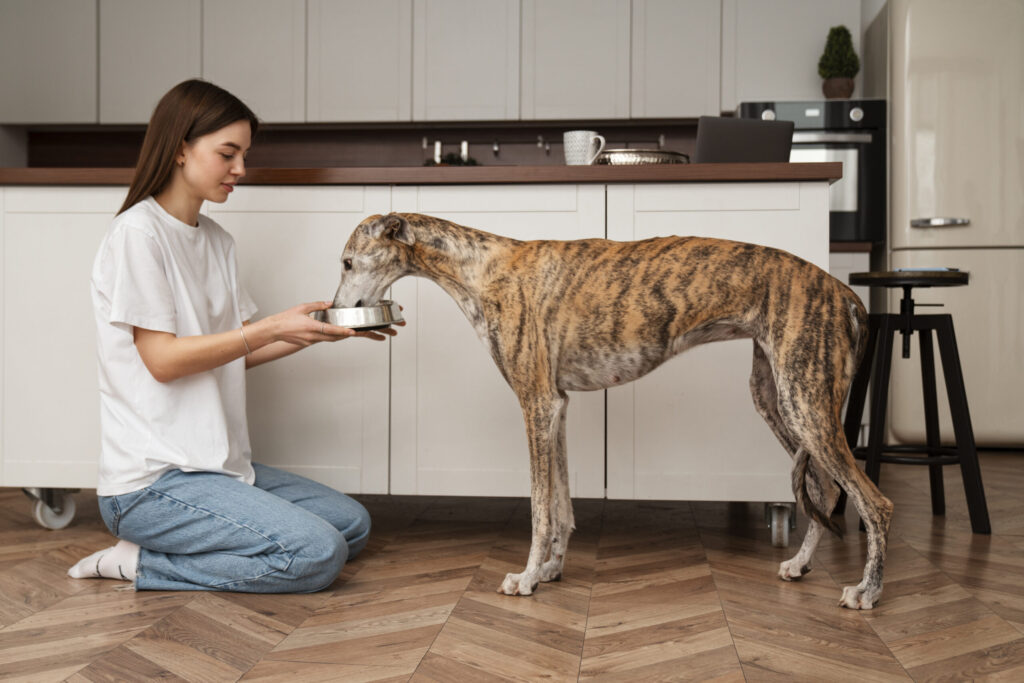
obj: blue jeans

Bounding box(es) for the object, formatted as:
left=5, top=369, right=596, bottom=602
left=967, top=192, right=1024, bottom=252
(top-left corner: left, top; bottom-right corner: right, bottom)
left=97, top=463, right=370, bottom=593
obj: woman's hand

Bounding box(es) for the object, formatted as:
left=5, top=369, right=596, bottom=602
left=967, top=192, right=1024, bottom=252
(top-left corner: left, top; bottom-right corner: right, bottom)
left=133, top=302, right=404, bottom=381
left=241, top=300, right=402, bottom=367
left=261, top=301, right=398, bottom=346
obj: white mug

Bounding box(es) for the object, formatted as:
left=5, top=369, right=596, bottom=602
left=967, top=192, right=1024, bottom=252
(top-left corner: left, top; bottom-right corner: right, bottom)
left=563, top=130, right=606, bottom=165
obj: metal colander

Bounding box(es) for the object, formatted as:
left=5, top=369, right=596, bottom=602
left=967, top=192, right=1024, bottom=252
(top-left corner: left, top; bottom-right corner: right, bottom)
left=593, top=149, right=690, bottom=165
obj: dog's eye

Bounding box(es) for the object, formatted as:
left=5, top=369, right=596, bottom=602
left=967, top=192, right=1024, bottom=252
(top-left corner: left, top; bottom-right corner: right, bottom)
left=343, top=258, right=353, bottom=271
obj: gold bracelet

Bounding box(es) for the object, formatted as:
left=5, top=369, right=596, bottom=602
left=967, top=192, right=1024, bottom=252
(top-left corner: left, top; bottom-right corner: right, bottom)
left=239, top=326, right=252, bottom=355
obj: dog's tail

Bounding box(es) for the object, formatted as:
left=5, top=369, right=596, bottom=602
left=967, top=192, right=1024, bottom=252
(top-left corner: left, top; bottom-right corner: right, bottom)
left=792, top=448, right=845, bottom=538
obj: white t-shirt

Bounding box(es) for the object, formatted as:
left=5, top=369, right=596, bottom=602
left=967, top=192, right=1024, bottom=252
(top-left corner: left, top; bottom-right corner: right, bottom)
left=91, top=196, right=259, bottom=496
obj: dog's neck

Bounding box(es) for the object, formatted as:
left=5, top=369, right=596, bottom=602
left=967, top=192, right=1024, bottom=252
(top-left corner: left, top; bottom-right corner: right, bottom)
left=404, top=216, right=517, bottom=332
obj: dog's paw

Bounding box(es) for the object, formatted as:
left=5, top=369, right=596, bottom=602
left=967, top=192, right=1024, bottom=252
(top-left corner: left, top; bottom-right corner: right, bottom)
left=778, top=559, right=811, bottom=581
left=839, top=585, right=879, bottom=610
left=498, top=572, right=539, bottom=596
left=538, top=557, right=564, bottom=583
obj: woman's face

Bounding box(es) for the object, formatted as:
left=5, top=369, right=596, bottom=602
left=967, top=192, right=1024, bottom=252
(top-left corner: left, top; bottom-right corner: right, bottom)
left=178, top=119, right=252, bottom=203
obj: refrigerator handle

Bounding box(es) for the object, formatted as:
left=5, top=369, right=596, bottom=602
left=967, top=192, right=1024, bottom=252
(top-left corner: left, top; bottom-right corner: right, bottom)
left=910, top=217, right=971, bottom=228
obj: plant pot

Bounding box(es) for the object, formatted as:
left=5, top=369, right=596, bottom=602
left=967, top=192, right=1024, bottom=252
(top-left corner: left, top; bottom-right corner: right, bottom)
left=822, top=77, right=855, bottom=99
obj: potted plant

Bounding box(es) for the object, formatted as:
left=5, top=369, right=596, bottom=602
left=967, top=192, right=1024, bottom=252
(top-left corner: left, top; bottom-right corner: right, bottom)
left=818, top=25, right=860, bottom=99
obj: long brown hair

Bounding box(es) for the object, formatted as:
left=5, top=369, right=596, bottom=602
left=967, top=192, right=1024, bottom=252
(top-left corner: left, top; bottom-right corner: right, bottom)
left=118, top=79, right=259, bottom=215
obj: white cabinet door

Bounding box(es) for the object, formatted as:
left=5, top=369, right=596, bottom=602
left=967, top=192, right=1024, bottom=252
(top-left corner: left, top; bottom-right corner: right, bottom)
left=0, top=0, right=97, bottom=123
left=605, top=183, right=829, bottom=502
left=100, top=0, right=201, bottom=124
left=208, top=187, right=392, bottom=493
left=521, top=0, right=630, bottom=119
left=389, top=185, right=606, bottom=497
left=204, top=0, right=305, bottom=123
left=308, top=0, right=413, bottom=122
left=631, top=0, right=721, bottom=118
left=1, top=188, right=125, bottom=487
left=721, top=0, right=862, bottom=111
left=412, top=0, right=519, bottom=120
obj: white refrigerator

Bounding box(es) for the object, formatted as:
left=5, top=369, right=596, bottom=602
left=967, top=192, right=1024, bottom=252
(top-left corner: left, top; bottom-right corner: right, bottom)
left=887, top=0, right=1024, bottom=446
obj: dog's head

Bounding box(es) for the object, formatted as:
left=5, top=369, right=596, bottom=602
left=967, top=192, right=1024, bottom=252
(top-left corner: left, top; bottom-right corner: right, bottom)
left=332, top=213, right=416, bottom=308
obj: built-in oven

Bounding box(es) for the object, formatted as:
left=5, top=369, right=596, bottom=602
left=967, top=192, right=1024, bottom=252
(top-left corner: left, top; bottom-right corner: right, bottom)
left=738, top=99, right=886, bottom=243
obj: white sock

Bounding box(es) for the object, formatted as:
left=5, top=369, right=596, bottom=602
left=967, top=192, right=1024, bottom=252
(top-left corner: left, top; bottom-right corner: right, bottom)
left=67, top=539, right=140, bottom=581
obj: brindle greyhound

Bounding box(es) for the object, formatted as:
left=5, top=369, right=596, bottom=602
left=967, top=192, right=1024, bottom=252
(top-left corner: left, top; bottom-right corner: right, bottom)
left=332, top=212, right=893, bottom=609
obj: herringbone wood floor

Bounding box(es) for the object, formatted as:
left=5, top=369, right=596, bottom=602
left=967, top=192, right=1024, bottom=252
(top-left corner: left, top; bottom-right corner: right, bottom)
left=2, top=452, right=1023, bottom=681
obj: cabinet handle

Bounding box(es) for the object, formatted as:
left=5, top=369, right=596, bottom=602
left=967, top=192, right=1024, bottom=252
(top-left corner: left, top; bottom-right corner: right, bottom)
left=910, top=217, right=971, bottom=228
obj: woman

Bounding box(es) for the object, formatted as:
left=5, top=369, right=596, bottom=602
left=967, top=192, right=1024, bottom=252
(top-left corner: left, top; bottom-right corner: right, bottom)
left=68, top=79, right=393, bottom=592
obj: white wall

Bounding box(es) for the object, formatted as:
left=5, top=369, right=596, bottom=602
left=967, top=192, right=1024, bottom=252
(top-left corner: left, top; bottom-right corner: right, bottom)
left=861, top=0, right=888, bottom=99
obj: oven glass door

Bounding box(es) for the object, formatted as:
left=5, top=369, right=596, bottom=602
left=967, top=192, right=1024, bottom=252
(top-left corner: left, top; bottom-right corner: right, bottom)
left=789, top=146, right=859, bottom=213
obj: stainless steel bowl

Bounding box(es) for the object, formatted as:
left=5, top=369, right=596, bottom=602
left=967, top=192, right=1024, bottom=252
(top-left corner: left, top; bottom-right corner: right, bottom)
left=594, top=148, right=690, bottom=165
left=310, top=300, right=404, bottom=330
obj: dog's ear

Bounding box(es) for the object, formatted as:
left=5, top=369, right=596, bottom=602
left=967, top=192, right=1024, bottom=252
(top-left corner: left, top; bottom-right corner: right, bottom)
left=369, top=213, right=415, bottom=246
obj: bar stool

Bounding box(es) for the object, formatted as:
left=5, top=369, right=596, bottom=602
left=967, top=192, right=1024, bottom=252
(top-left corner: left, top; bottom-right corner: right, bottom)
left=839, top=270, right=991, bottom=534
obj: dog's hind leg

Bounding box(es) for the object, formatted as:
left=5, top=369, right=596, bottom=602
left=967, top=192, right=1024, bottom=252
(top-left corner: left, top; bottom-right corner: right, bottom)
left=749, top=342, right=801, bottom=456
left=819, top=431, right=892, bottom=609
left=749, top=343, right=838, bottom=581
left=499, top=391, right=566, bottom=596
left=539, top=392, right=574, bottom=583
left=779, top=459, right=841, bottom=581
left=781, top=399, right=893, bottom=609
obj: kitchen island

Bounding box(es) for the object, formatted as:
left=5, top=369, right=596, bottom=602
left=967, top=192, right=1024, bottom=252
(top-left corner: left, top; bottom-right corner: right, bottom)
left=1, top=163, right=839, bottom=534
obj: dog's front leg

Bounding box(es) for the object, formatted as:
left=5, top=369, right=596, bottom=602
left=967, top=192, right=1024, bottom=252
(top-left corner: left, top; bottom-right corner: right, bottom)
left=539, top=392, right=573, bottom=583
left=499, top=393, right=565, bottom=596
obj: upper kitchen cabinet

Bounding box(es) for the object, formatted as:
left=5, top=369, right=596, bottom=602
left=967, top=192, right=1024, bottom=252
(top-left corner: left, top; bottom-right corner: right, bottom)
left=631, top=0, right=721, bottom=118
left=308, top=0, right=413, bottom=122
left=720, top=0, right=861, bottom=111
left=0, top=0, right=97, bottom=123
left=204, top=0, right=305, bottom=123
left=99, top=0, right=200, bottom=124
left=412, top=0, right=519, bottom=121
left=522, top=0, right=630, bottom=119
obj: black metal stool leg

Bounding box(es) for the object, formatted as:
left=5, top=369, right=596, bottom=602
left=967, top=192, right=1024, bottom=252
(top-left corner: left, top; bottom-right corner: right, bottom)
left=935, top=316, right=991, bottom=534
left=918, top=329, right=945, bottom=515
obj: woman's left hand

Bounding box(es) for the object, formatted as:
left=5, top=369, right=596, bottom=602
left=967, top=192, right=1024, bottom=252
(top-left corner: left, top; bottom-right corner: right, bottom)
left=314, top=303, right=406, bottom=343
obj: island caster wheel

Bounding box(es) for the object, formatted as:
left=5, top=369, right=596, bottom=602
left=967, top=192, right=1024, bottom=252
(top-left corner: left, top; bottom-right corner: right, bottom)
left=23, top=489, right=77, bottom=530
left=768, top=503, right=792, bottom=548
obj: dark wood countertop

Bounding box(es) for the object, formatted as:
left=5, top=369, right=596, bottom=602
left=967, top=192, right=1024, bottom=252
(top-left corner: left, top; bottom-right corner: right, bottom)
left=0, top=162, right=841, bottom=186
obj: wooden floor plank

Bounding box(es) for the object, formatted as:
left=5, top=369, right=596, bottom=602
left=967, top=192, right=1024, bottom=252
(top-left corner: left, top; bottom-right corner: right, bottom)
left=904, top=636, right=1024, bottom=681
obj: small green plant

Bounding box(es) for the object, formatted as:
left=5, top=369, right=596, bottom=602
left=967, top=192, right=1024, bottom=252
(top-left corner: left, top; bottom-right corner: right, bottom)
left=818, top=26, right=860, bottom=79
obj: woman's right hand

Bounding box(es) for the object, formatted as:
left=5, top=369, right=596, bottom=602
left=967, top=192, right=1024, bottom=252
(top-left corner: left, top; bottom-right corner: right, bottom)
left=261, top=301, right=395, bottom=347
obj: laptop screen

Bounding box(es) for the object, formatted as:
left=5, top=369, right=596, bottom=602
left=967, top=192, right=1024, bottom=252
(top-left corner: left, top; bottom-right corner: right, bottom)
left=693, top=116, right=795, bottom=163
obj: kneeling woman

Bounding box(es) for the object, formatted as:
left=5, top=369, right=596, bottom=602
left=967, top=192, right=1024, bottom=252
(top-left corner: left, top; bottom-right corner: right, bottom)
left=69, top=79, right=395, bottom=592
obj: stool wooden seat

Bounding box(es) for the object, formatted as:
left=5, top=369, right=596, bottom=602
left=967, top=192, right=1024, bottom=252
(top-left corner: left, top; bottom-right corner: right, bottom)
left=840, top=270, right=991, bottom=534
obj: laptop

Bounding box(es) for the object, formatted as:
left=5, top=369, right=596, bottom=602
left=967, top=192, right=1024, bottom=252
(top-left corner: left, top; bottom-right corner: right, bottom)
left=693, top=116, right=795, bottom=163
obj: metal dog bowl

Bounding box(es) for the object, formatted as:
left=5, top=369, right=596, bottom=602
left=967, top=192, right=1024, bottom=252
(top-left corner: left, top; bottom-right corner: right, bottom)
left=310, top=300, right=404, bottom=331
left=594, top=149, right=690, bottom=165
